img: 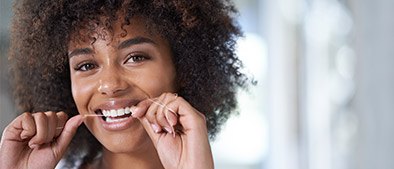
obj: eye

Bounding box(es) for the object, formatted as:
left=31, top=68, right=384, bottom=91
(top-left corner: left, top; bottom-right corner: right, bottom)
left=125, top=54, right=148, bottom=64
left=74, top=62, right=97, bottom=71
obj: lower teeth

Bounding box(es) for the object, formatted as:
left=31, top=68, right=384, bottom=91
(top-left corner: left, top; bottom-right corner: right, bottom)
left=105, top=117, right=129, bottom=123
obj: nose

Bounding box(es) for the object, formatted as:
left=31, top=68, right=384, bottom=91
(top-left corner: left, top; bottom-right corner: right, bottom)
left=97, top=67, right=128, bottom=96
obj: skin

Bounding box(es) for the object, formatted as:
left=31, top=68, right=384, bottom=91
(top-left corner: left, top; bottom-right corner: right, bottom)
left=0, top=17, right=214, bottom=169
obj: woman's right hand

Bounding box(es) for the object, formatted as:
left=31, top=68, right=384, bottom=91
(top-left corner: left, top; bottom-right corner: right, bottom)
left=0, top=112, right=83, bottom=169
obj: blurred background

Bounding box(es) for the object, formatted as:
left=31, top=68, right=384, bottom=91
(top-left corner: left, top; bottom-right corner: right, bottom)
left=1, top=0, right=394, bottom=169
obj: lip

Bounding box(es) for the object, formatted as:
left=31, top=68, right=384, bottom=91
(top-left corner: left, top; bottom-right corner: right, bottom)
left=93, top=99, right=140, bottom=112
left=91, top=99, right=140, bottom=131
left=99, top=115, right=136, bottom=131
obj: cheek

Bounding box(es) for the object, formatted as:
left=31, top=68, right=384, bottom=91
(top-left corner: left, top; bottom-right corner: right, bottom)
left=71, top=76, right=95, bottom=113
left=135, top=65, right=176, bottom=96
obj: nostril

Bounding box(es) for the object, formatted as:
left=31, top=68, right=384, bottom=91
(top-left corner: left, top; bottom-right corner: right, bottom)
left=97, top=78, right=128, bottom=96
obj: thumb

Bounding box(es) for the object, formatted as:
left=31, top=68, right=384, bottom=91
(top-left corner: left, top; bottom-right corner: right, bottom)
left=51, top=115, right=83, bottom=159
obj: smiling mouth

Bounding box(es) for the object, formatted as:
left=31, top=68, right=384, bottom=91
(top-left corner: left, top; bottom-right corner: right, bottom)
left=95, top=107, right=133, bottom=123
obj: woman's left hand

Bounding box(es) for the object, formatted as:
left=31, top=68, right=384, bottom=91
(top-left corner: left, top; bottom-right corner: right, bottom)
left=132, top=93, right=214, bottom=169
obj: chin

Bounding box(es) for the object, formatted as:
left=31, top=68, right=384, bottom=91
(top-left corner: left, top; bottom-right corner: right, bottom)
left=96, top=127, right=153, bottom=154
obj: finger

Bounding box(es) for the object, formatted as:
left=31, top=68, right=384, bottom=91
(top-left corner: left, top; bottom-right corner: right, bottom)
left=164, top=107, right=178, bottom=127
left=144, top=93, right=179, bottom=136
left=165, top=96, right=207, bottom=131
left=19, top=112, right=37, bottom=140
left=51, top=115, right=83, bottom=160
left=0, top=113, right=36, bottom=168
left=131, top=99, right=152, bottom=118
left=29, top=113, right=48, bottom=148
left=2, top=112, right=36, bottom=141
left=55, top=112, right=68, bottom=137
left=156, top=108, right=172, bottom=133
left=131, top=96, right=162, bottom=126
left=144, top=97, right=164, bottom=133
left=156, top=93, right=177, bottom=133
left=163, top=101, right=182, bottom=137
left=44, top=111, right=57, bottom=143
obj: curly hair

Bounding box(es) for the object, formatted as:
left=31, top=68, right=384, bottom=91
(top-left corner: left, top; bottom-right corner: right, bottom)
left=10, top=0, right=248, bottom=167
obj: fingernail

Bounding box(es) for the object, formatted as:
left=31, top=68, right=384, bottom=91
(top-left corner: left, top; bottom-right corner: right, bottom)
left=164, top=127, right=173, bottom=134
left=151, top=124, right=161, bottom=133
left=171, top=126, right=176, bottom=138
left=21, top=134, right=28, bottom=140
left=29, top=144, right=38, bottom=149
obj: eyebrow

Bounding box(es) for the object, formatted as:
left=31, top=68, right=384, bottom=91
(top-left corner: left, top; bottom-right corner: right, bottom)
left=68, top=48, right=94, bottom=58
left=68, top=36, right=157, bottom=58
left=117, top=36, right=157, bottom=49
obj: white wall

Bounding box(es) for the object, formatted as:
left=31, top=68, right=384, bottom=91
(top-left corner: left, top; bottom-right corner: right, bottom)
left=0, top=0, right=15, bottom=136
left=352, top=0, right=394, bottom=168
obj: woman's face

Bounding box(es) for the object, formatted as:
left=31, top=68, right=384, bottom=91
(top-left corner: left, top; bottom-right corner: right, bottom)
left=68, top=17, right=176, bottom=153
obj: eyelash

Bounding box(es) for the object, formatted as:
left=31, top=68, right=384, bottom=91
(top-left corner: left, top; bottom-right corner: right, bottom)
left=74, top=62, right=97, bottom=71
left=73, top=54, right=149, bottom=72
left=124, top=54, right=149, bottom=64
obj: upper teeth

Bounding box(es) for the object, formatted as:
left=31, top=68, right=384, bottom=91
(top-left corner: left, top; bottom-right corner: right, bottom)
left=102, top=107, right=132, bottom=117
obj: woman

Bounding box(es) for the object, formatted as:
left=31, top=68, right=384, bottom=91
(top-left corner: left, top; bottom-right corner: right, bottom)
left=0, top=0, right=249, bottom=168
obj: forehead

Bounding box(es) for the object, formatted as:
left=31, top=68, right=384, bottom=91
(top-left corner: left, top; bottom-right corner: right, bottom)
left=68, top=16, right=158, bottom=49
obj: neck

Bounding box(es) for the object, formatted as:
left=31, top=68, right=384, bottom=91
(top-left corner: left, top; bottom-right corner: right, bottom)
left=96, top=143, right=164, bottom=169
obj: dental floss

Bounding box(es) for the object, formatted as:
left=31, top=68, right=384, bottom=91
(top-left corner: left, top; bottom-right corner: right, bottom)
left=60, top=86, right=178, bottom=136
left=148, top=97, right=178, bottom=137
left=55, top=114, right=106, bottom=130
left=146, top=98, right=176, bottom=114
left=132, top=83, right=178, bottom=115
left=132, top=84, right=178, bottom=137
